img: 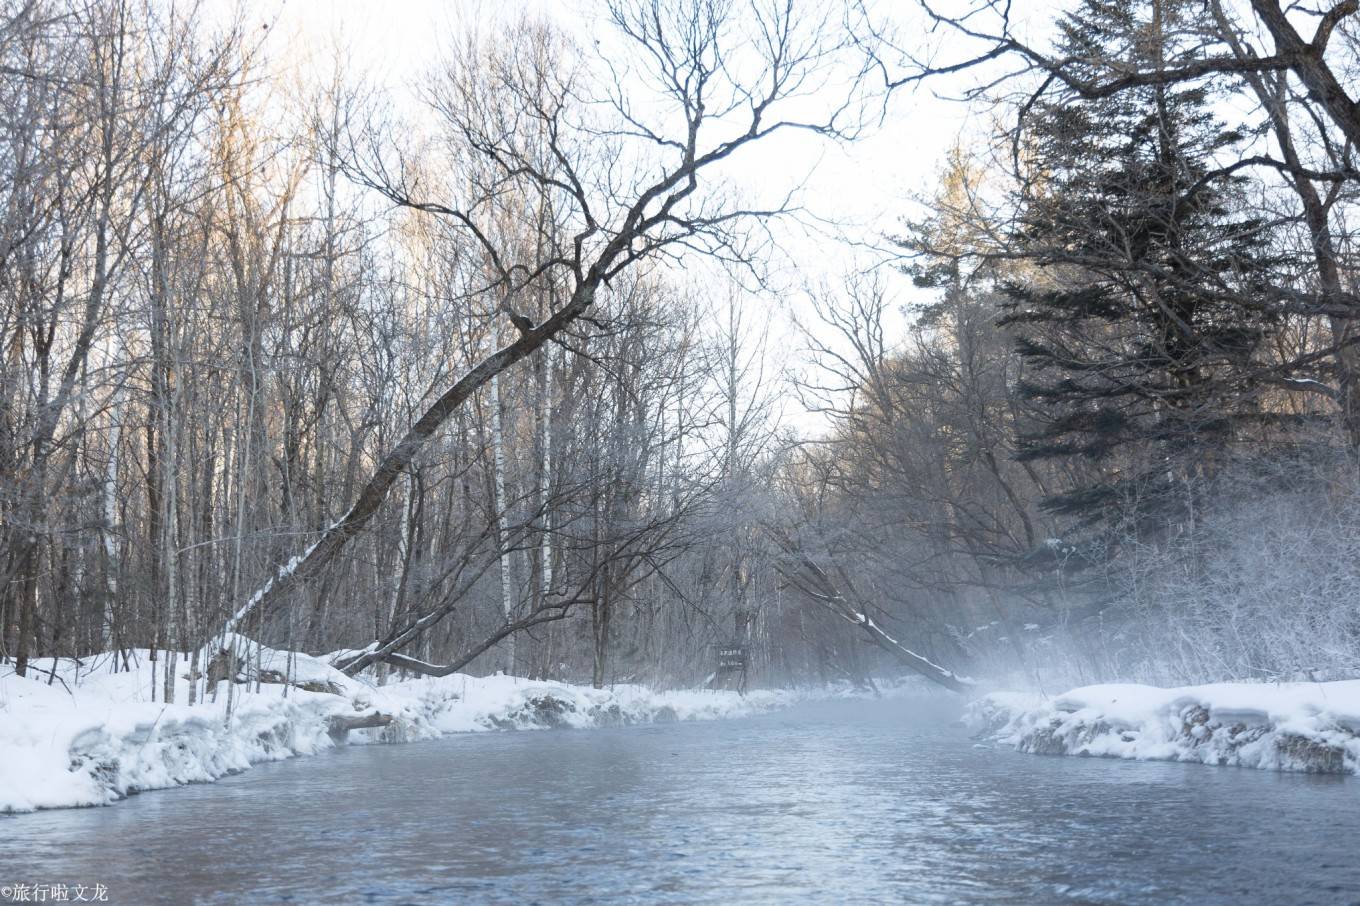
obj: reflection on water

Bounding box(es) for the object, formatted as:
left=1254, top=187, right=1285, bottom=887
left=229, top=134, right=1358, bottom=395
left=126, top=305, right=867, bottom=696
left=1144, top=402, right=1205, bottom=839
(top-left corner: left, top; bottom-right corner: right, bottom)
left=2, top=696, right=1357, bottom=905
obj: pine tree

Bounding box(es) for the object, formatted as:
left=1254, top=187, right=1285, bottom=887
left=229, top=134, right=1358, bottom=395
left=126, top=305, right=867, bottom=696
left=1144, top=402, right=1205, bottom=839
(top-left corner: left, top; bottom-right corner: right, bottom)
left=1000, top=0, right=1283, bottom=531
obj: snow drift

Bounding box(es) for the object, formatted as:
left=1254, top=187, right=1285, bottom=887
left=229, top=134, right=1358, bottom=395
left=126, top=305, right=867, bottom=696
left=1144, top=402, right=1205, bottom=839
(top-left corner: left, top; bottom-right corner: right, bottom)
left=967, top=681, right=1360, bottom=774
left=0, top=637, right=792, bottom=814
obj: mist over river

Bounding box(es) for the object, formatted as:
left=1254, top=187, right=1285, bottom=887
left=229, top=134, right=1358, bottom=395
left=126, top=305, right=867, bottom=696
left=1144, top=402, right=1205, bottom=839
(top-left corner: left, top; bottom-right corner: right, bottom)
left=3, top=697, right=1357, bottom=905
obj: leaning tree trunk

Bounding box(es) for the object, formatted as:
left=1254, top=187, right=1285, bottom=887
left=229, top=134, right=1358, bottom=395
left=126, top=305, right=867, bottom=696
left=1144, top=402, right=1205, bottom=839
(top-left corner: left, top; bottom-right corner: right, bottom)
left=215, top=281, right=601, bottom=645
left=766, top=525, right=973, bottom=694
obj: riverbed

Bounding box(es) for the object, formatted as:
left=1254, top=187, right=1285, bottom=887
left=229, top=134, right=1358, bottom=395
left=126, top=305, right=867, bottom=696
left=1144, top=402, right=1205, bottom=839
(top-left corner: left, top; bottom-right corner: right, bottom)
left=3, top=696, right=1357, bottom=905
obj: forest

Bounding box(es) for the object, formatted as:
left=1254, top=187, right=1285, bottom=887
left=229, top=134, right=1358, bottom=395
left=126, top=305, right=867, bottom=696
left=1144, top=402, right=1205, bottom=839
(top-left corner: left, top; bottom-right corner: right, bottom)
left=4, top=0, right=1360, bottom=705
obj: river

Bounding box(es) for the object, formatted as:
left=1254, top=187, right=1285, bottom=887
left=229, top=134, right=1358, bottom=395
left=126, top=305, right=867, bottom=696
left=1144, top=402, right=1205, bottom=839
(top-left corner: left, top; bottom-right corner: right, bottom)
left=2, top=696, right=1358, bottom=905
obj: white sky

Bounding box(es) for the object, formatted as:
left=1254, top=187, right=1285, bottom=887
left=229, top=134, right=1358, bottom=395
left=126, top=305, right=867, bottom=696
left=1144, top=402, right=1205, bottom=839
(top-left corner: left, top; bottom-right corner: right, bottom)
left=243, top=0, right=997, bottom=434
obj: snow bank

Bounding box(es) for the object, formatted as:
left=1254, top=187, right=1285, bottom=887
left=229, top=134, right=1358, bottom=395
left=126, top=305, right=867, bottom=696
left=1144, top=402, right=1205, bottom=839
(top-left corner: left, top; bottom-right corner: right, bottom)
left=0, top=639, right=802, bottom=814
left=966, top=681, right=1360, bottom=774
left=0, top=641, right=417, bottom=814
left=395, top=672, right=791, bottom=734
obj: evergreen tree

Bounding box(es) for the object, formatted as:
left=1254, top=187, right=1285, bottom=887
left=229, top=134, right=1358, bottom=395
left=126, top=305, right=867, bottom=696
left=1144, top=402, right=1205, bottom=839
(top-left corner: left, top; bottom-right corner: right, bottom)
left=999, top=0, right=1284, bottom=531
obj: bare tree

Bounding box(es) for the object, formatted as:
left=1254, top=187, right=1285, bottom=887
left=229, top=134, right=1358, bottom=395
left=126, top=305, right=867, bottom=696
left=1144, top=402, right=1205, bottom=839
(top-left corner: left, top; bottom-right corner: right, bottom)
left=214, top=1, right=877, bottom=669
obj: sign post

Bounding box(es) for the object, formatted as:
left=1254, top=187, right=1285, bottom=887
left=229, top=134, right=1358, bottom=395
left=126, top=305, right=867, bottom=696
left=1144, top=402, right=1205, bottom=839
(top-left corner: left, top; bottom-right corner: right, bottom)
left=714, top=644, right=749, bottom=695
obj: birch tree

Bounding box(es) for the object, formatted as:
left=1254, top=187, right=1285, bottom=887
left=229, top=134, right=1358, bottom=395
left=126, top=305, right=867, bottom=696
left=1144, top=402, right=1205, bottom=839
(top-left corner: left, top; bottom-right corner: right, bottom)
left=219, top=0, right=878, bottom=671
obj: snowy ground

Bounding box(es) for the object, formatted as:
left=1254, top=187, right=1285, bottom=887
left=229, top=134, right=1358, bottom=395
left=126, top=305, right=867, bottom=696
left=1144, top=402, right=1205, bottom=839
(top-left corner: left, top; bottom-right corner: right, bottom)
left=967, top=681, right=1360, bottom=774
left=0, top=637, right=875, bottom=814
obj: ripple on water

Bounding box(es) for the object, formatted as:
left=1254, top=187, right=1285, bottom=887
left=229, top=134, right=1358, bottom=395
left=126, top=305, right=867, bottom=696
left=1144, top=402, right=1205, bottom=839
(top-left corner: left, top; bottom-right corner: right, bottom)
left=0, top=698, right=1358, bottom=905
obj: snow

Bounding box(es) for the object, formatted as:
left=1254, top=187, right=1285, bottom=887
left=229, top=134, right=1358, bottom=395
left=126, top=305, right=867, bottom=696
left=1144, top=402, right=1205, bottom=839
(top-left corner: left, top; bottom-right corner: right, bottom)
left=966, top=680, right=1360, bottom=774
left=0, top=637, right=859, bottom=815
left=0, top=643, right=389, bottom=814
left=221, top=539, right=322, bottom=635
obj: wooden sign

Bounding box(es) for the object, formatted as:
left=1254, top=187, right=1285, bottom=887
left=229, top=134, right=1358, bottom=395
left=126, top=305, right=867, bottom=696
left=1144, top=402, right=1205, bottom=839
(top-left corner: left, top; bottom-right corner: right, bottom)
left=716, top=645, right=748, bottom=670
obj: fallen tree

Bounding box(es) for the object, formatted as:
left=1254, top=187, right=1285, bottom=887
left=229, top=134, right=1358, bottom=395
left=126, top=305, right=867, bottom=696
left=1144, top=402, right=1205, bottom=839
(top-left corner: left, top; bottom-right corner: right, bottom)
left=767, top=525, right=973, bottom=693
left=332, top=503, right=694, bottom=679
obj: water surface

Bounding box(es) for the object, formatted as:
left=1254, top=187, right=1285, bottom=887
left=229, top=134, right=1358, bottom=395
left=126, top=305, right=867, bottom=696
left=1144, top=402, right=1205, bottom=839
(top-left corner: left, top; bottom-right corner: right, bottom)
left=3, top=696, right=1358, bottom=904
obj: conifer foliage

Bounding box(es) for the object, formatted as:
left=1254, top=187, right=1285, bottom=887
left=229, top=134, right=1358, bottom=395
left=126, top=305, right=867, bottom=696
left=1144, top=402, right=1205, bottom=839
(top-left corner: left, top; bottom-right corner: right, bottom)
left=1000, top=0, right=1284, bottom=526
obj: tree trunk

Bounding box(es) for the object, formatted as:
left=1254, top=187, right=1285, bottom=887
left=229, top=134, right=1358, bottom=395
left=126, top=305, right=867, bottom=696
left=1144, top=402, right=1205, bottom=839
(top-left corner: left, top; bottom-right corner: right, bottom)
left=216, top=281, right=600, bottom=645
left=491, top=372, right=515, bottom=674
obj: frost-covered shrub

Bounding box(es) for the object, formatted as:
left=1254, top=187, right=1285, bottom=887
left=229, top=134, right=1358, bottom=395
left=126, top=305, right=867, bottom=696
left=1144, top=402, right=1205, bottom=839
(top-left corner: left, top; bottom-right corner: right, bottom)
left=970, top=461, right=1360, bottom=690
left=1082, top=464, right=1360, bottom=685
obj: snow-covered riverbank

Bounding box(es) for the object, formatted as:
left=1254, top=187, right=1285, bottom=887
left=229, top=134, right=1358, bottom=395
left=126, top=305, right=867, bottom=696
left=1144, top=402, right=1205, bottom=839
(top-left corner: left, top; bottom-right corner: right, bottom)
left=0, top=638, right=798, bottom=814
left=967, top=681, right=1360, bottom=774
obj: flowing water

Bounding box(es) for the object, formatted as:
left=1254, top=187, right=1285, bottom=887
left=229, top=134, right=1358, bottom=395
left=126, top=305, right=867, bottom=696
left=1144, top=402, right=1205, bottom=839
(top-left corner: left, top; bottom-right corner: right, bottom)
left=3, top=696, right=1358, bottom=905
